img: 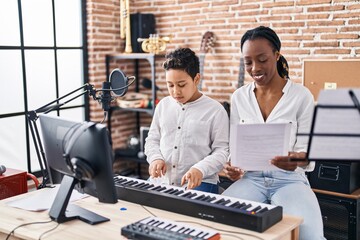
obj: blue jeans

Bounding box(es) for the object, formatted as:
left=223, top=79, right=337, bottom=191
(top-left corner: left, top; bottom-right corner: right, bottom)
left=222, top=171, right=325, bottom=240
left=193, top=182, right=219, bottom=194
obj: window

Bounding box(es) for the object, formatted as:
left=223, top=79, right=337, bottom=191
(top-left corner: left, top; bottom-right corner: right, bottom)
left=0, top=0, right=88, bottom=174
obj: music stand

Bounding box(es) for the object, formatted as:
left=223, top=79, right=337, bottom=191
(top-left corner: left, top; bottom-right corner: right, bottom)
left=301, top=89, right=360, bottom=162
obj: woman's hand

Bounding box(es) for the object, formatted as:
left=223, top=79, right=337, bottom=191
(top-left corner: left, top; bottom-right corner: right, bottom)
left=148, top=159, right=166, bottom=178
left=270, top=152, right=309, bottom=171
left=223, top=162, right=244, bottom=181
left=181, top=168, right=203, bottom=189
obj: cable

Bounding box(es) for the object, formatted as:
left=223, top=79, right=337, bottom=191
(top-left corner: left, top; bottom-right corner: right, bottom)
left=38, top=222, right=60, bottom=240
left=140, top=205, right=157, bottom=217
left=101, top=111, right=108, bottom=124
left=96, top=77, right=136, bottom=93
left=5, top=220, right=53, bottom=240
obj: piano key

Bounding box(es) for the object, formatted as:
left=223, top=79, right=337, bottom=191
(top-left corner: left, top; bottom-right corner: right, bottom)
left=114, top=175, right=283, bottom=232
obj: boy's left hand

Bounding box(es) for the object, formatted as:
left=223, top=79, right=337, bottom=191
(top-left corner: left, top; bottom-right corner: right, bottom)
left=181, top=168, right=203, bottom=190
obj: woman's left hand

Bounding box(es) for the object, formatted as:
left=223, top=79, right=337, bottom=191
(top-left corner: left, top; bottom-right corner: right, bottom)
left=270, top=152, right=309, bottom=171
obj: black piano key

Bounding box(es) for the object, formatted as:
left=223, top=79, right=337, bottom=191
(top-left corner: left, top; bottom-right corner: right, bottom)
left=177, top=226, right=185, bottom=233
left=194, top=194, right=206, bottom=201
left=186, top=193, right=197, bottom=198
left=150, top=186, right=162, bottom=191
left=251, top=205, right=262, bottom=213
left=256, top=207, right=269, bottom=213
left=214, top=198, right=226, bottom=204
left=229, top=201, right=241, bottom=208
left=205, top=196, right=217, bottom=202
left=163, top=188, right=175, bottom=194
left=140, top=183, right=154, bottom=189
left=173, top=190, right=184, bottom=195
left=114, top=178, right=127, bottom=184
left=181, top=192, right=192, bottom=198
left=124, top=180, right=138, bottom=186
left=239, top=203, right=252, bottom=210
left=133, top=182, right=146, bottom=188
left=220, top=199, right=231, bottom=205
left=196, top=231, right=204, bottom=237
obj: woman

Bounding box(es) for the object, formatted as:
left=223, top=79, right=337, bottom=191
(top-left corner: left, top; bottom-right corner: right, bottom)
left=222, top=26, right=325, bottom=240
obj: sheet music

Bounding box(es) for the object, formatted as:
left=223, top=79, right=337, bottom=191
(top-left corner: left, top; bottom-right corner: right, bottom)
left=309, top=88, right=360, bottom=160
left=230, top=123, right=291, bottom=171
left=6, top=185, right=87, bottom=211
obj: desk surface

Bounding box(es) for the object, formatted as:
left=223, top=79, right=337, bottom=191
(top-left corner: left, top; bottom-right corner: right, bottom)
left=0, top=188, right=302, bottom=240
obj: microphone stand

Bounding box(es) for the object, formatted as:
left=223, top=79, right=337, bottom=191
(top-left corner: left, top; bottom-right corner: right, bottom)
left=27, top=69, right=136, bottom=189
left=27, top=83, right=98, bottom=189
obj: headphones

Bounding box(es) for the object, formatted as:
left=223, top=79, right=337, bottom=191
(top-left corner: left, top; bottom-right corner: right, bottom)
left=0, top=165, right=6, bottom=175
left=63, top=122, right=96, bottom=181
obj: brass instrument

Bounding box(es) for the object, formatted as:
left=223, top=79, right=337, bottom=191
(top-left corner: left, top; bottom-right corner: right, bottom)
left=137, top=34, right=171, bottom=54
left=120, top=0, right=132, bottom=53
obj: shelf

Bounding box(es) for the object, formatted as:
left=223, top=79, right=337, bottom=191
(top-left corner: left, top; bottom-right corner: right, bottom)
left=106, top=53, right=161, bottom=178
left=109, top=106, right=154, bottom=116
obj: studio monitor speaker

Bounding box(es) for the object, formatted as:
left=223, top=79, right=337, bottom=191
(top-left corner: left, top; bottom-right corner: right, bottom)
left=130, top=13, right=156, bottom=53
left=315, top=191, right=360, bottom=240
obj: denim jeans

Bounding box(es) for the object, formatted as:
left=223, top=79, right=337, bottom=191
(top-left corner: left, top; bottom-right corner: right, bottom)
left=222, top=171, right=326, bottom=240
left=193, top=182, right=219, bottom=194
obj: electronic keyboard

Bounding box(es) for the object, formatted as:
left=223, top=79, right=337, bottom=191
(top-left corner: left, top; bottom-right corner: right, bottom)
left=114, top=175, right=282, bottom=232
left=121, top=216, right=220, bottom=240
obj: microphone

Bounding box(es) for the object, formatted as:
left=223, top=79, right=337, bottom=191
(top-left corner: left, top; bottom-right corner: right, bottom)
left=100, top=82, right=112, bottom=112
left=0, top=165, right=6, bottom=175
left=97, top=69, right=136, bottom=111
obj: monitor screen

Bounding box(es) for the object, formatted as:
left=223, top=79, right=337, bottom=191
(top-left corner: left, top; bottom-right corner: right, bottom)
left=39, top=114, right=117, bottom=224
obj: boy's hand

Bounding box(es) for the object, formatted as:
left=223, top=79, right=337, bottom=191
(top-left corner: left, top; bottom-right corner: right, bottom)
left=181, top=168, right=203, bottom=189
left=149, top=159, right=166, bottom=178
left=223, top=162, right=244, bottom=181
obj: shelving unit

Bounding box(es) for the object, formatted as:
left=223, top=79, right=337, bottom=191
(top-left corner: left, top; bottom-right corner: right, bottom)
left=105, top=53, right=164, bottom=178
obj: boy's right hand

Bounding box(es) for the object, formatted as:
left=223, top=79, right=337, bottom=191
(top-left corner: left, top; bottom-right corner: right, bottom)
left=149, top=159, right=166, bottom=178
left=223, top=162, right=244, bottom=181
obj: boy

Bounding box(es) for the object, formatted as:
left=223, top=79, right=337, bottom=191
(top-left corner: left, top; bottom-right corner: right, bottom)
left=144, top=47, right=229, bottom=193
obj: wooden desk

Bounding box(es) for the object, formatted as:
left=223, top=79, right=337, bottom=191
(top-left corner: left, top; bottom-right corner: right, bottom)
left=0, top=188, right=302, bottom=240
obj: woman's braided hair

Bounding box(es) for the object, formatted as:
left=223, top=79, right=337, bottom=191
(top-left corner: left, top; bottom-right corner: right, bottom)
left=240, top=26, right=289, bottom=79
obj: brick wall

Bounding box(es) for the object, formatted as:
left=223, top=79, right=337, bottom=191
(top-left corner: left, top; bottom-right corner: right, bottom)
left=87, top=0, right=360, bottom=158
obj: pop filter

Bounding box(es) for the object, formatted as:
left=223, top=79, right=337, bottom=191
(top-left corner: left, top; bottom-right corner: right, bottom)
left=110, top=69, right=131, bottom=97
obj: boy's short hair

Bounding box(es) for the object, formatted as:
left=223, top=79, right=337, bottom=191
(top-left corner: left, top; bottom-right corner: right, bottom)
left=163, top=47, right=199, bottom=79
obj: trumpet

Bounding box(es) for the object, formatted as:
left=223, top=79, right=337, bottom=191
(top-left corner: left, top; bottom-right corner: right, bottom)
left=120, top=0, right=132, bottom=53
left=137, top=34, right=172, bottom=54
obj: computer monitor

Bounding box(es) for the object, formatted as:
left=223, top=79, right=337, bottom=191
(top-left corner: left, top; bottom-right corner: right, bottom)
left=39, top=114, right=117, bottom=225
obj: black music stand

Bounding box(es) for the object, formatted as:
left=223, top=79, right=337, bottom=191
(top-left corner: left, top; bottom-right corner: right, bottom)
left=300, top=89, right=360, bottom=162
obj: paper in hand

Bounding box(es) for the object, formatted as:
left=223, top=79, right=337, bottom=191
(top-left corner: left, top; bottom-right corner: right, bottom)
left=230, top=123, right=291, bottom=171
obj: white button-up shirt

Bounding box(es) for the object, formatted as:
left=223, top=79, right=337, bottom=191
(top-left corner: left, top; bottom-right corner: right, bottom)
left=145, top=95, right=230, bottom=186
left=230, top=80, right=315, bottom=172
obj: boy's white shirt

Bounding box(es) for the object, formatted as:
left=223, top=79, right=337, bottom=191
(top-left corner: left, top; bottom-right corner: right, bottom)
left=145, top=94, right=230, bottom=186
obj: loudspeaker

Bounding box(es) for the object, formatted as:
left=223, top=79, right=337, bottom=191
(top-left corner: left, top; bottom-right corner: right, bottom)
left=0, top=168, right=27, bottom=200
left=130, top=13, right=156, bottom=53
left=315, top=191, right=360, bottom=240
left=309, top=161, right=360, bottom=194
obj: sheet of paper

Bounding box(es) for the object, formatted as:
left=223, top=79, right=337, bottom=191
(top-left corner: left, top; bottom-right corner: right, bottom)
left=230, top=123, right=291, bottom=171
left=309, top=88, right=360, bottom=160
left=6, top=185, right=88, bottom=211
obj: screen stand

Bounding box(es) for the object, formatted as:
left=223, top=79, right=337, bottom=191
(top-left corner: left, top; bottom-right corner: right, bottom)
left=49, top=175, right=110, bottom=225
